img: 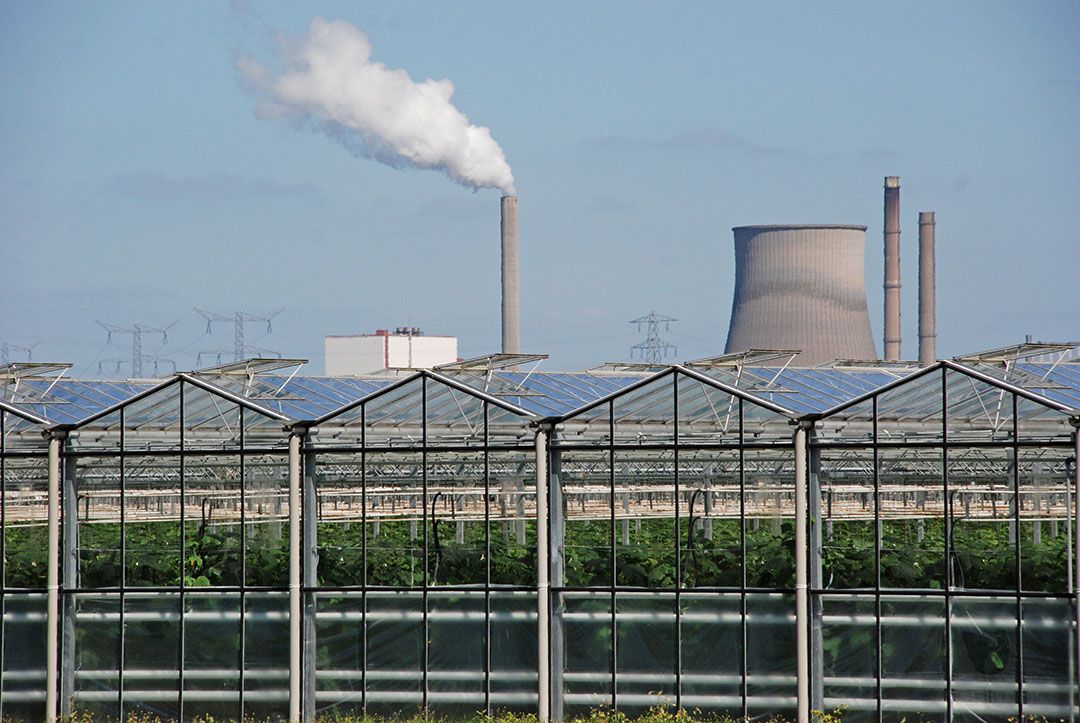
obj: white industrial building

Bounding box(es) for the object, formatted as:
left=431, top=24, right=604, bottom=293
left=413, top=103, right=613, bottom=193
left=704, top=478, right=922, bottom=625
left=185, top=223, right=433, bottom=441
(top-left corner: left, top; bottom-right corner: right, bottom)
left=324, top=327, right=458, bottom=375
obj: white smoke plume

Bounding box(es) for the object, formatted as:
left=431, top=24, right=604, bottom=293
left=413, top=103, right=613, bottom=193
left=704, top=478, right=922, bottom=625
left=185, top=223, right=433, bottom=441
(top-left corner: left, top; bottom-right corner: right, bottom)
left=238, top=18, right=515, bottom=193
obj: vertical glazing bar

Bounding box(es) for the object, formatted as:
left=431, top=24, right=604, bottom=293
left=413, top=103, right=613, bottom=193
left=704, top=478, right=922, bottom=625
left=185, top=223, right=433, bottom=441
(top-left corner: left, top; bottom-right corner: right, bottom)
left=535, top=423, right=550, bottom=722
left=873, top=396, right=882, bottom=721
left=60, top=450, right=78, bottom=717
left=421, top=376, right=428, bottom=712
left=483, top=403, right=491, bottom=716
left=549, top=447, right=566, bottom=723
left=1012, top=395, right=1023, bottom=718
left=794, top=423, right=809, bottom=723
left=739, top=398, right=747, bottom=721
left=808, top=441, right=823, bottom=712
left=1074, top=420, right=1080, bottom=708
left=179, top=383, right=186, bottom=721
left=942, top=367, right=953, bottom=720
left=45, top=432, right=61, bottom=723
left=361, top=405, right=368, bottom=716
left=0, top=411, right=4, bottom=721
left=608, top=400, right=616, bottom=711
left=118, top=410, right=126, bottom=718
left=239, top=406, right=246, bottom=721
left=673, top=373, right=681, bottom=709
left=288, top=431, right=302, bottom=723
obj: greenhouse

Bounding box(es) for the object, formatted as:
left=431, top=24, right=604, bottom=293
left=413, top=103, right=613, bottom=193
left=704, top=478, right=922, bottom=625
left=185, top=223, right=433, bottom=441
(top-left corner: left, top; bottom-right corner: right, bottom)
left=0, top=347, right=1077, bottom=722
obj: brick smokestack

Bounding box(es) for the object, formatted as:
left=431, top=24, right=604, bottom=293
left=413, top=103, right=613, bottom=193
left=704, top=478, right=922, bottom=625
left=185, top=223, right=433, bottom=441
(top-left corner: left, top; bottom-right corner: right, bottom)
left=500, top=195, right=520, bottom=354
left=918, top=211, right=937, bottom=367
left=883, top=176, right=902, bottom=360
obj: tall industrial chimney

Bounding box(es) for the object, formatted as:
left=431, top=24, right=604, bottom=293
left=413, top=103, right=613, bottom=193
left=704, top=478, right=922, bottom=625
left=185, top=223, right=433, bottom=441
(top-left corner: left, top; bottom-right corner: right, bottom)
left=724, top=225, right=878, bottom=365
left=918, top=211, right=937, bottom=366
left=883, top=176, right=902, bottom=360
left=500, top=195, right=520, bottom=354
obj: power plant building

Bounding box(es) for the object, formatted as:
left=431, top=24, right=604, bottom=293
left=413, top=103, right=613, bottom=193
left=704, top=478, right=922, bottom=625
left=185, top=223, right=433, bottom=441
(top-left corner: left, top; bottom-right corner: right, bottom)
left=325, top=327, right=457, bottom=375
left=724, top=224, right=878, bottom=364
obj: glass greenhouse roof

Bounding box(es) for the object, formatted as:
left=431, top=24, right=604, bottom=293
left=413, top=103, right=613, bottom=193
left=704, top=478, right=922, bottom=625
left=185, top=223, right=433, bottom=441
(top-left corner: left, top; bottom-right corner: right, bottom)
left=1, top=349, right=1077, bottom=433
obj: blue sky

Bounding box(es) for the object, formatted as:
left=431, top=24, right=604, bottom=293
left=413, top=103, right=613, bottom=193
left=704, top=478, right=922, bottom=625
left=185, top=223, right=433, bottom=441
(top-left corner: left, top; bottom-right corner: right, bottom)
left=2, top=2, right=1077, bottom=375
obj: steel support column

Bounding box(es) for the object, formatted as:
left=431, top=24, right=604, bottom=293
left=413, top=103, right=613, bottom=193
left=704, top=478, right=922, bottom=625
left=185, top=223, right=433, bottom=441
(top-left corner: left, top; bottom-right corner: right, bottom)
left=44, top=431, right=63, bottom=723
left=536, top=425, right=551, bottom=722
left=794, top=423, right=811, bottom=723
left=302, top=440, right=318, bottom=722
left=288, top=431, right=303, bottom=722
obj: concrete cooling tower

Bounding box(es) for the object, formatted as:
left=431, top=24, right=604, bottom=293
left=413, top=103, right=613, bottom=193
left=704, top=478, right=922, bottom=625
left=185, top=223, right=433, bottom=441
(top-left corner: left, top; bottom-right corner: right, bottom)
left=724, top=225, right=878, bottom=365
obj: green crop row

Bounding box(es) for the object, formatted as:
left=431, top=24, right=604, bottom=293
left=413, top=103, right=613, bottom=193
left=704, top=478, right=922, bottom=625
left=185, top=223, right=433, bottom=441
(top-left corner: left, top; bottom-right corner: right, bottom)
left=1, top=512, right=1071, bottom=592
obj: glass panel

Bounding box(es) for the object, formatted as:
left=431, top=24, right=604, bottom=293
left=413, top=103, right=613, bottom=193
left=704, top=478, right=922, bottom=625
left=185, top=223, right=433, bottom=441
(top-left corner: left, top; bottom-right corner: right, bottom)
left=740, top=405, right=799, bottom=445
left=675, top=373, right=741, bottom=445
left=615, top=450, right=675, bottom=589
left=2, top=456, right=48, bottom=589
left=1015, top=397, right=1073, bottom=443
left=949, top=447, right=1015, bottom=591
left=315, top=450, right=365, bottom=587
left=313, top=591, right=364, bottom=717
left=680, top=450, right=742, bottom=589
left=561, top=450, right=613, bottom=587
left=820, top=594, right=876, bottom=719
left=76, top=456, right=123, bottom=589
left=244, top=453, right=289, bottom=587
left=875, top=373, right=944, bottom=444
left=612, top=373, right=674, bottom=446
left=427, top=452, right=486, bottom=586
left=356, top=378, right=426, bottom=447
left=427, top=591, right=485, bottom=716
left=561, top=591, right=611, bottom=718
left=182, top=453, right=243, bottom=588
left=365, top=591, right=423, bottom=716
left=818, top=448, right=876, bottom=590
left=743, top=449, right=795, bottom=588
left=124, top=455, right=182, bottom=588
left=424, top=381, right=487, bottom=447
left=745, top=592, right=795, bottom=719
left=490, top=451, right=536, bottom=587
left=72, top=593, right=120, bottom=718
left=122, top=592, right=180, bottom=719
left=816, top=398, right=875, bottom=444
left=945, top=372, right=1015, bottom=444
left=880, top=594, right=946, bottom=720
left=680, top=592, right=742, bottom=716
left=243, top=591, right=289, bottom=720
left=183, top=592, right=241, bottom=721
left=1021, top=597, right=1076, bottom=715
left=952, top=596, right=1019, bottom=718
left=364, top=453, right=424, bottom=588
left=1018, top=447, right=1070, bottom=593
left=880, top=447, right=945, bottom=590
left=489, top=591, right=537, bottom=713
left=614, top=593, right=676, bottom=713
left=1, top=593, right=47, bottom=721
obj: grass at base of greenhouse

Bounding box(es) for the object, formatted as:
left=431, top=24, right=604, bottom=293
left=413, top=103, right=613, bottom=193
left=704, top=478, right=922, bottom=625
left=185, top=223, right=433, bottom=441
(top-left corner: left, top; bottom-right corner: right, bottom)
left=34, top=710, right=1070, bottom=723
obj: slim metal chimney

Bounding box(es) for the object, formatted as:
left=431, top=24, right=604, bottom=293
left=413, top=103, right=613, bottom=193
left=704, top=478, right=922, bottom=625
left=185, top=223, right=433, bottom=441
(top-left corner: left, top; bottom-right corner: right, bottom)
left=883, top=176, right=902, bottom=360
left=500, top=195, right=520, bottom=354
left=918, top=211, right=937, bottom=366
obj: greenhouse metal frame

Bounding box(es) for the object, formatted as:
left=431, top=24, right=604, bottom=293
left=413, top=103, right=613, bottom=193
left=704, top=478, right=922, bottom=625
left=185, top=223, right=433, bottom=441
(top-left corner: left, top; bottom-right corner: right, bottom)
left=0, top=352, right=1077, bottom=722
